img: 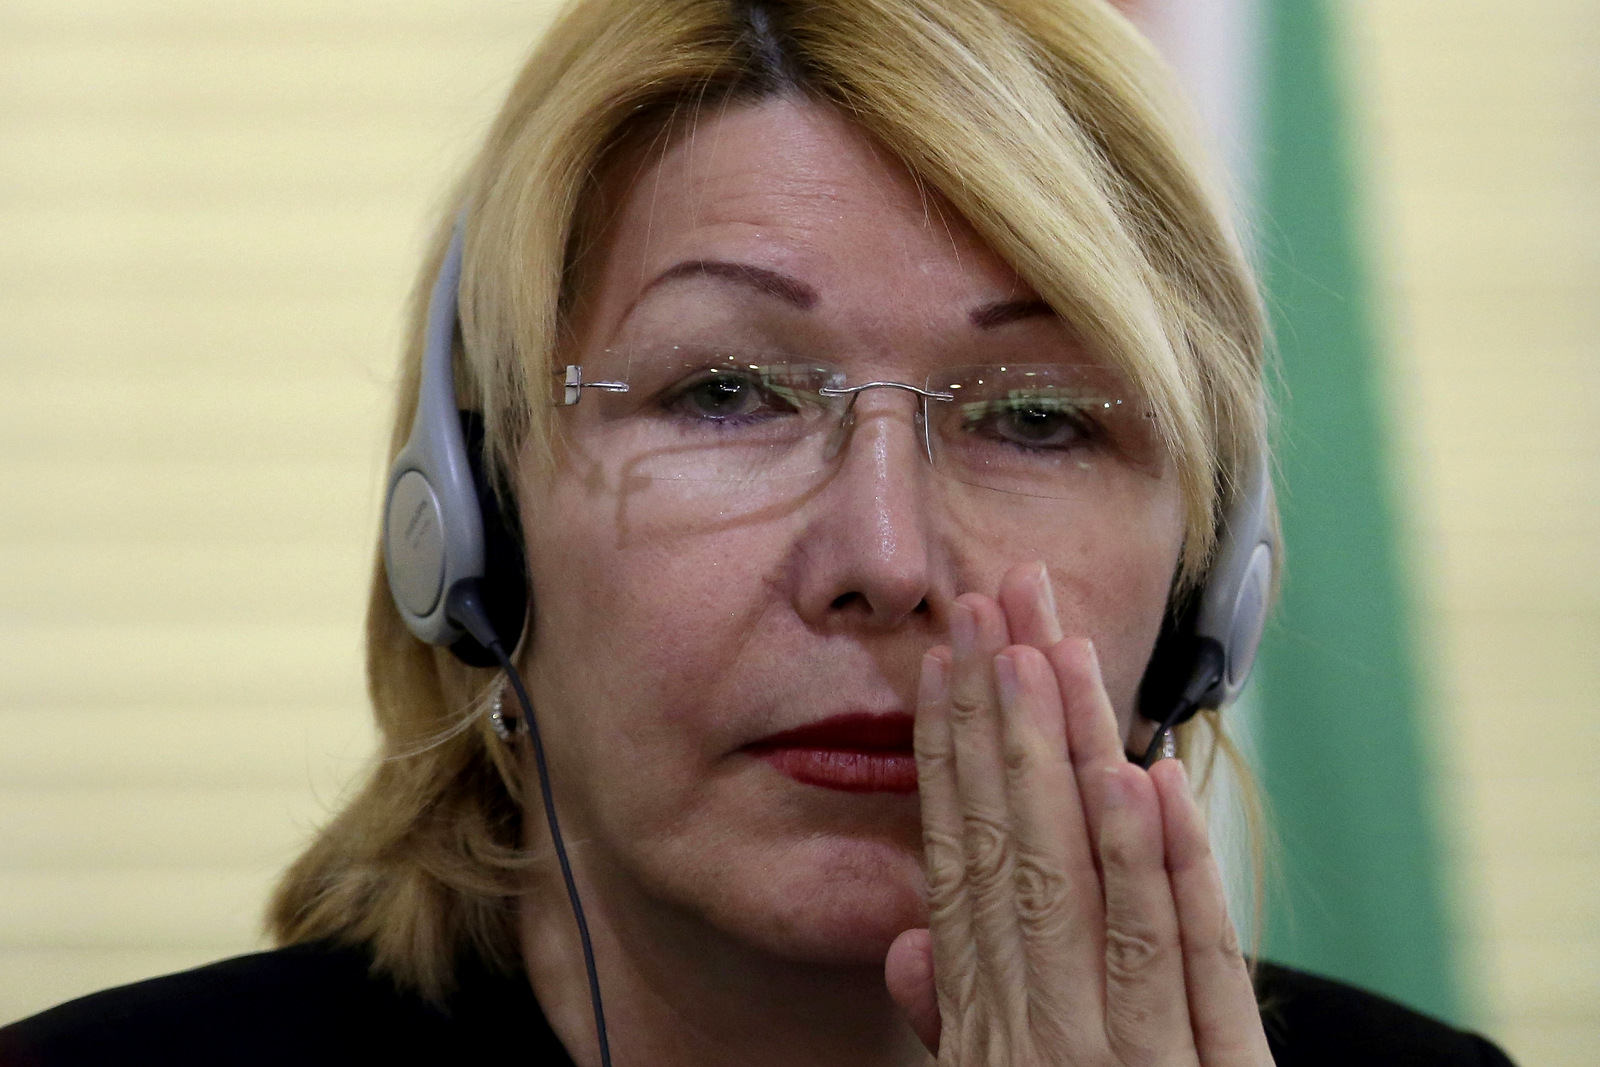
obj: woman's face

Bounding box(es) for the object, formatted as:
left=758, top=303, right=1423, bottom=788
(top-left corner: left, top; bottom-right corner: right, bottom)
left=517, top=97, right=1185, bottom=967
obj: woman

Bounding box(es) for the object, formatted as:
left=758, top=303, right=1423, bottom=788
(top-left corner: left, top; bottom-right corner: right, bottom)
left=0, top=1, right=1513, bottom=1065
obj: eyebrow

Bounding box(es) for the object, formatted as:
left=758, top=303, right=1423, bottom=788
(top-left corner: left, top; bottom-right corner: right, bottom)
left=642, top=259, right=819, bottom=310
left=969, top=298, right=1055, bottom=328
left=637, top=260, right=1054, bottom=329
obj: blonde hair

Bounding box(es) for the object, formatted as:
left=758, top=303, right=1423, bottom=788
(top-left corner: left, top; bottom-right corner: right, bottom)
left=268, top=0, right=1271, bottom=1000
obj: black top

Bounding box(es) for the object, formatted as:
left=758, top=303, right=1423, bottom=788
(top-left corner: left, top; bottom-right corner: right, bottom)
left=0, top=940, right=1515, bottom=1066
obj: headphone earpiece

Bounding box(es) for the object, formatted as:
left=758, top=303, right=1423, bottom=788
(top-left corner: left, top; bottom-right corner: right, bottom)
left=382, top=220, right=528, bottom=663
left=1196, top=452, right=1275, bottom=707
left=1138, top=446, right=1276, bottom=730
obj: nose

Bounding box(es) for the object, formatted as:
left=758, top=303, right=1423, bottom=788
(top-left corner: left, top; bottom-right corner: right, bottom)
left=788, top=389, right=944, bottom=632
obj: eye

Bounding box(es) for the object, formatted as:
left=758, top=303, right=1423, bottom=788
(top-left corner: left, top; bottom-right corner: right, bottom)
left=685, top=374, right=760, bottom=418
left=965, top=398, right=1095, bottom=450
left=997, top=405, right=1083, bottom=446
left=662, top=369, right=801, bottom=422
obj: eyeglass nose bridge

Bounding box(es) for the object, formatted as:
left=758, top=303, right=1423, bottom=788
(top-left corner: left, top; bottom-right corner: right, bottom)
left=816, top=380, right=957, bottom=466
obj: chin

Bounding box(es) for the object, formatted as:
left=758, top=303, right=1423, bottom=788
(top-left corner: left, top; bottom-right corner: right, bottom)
left=710, top=835, right=929, bottom=967
left=607, top=761, right=931, bottom=968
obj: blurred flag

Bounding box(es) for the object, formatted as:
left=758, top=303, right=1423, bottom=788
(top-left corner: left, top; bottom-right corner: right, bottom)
left=1118, top=0, right=1460, bottom=1022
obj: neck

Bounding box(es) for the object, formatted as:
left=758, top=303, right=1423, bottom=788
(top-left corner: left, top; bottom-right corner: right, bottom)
left=518, top=859, right=930, bottom=1067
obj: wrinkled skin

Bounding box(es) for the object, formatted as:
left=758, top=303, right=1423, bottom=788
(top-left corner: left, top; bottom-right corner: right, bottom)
left=511, top=97, right=1270, bottom=1067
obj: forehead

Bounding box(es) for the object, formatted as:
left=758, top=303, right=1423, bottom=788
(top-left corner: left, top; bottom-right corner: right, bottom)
left=574, top=96, right=1051, bottom=349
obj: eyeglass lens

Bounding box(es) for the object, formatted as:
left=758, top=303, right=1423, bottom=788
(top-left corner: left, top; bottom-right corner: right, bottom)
left=561, top=345, right=1162, bottom=502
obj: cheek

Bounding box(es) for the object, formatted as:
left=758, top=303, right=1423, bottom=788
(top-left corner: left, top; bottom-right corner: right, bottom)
left=517, top=475, right=791, bottom=797
left=944, top=479, right=1185, bottom=727
left=1065, top=517, right=1183, bottom=722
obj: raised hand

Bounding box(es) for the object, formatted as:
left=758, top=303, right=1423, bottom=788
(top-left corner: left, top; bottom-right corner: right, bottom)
left=884, top=562, right=1272, bottom=1066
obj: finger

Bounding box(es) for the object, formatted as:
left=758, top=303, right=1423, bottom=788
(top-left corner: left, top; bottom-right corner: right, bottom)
left=1096, top=762, right=1195, bottom=1064
left=914, top=646, right=977, bottom=1060
left=1046, top=638, right=1127, bottom=851
left=996, top=643, right=1065, bottom=762
left=1046, top=637, right=1124, bottom=774
left=947, top=595, right=1027, bottom=1053
left=996, top=562, right=1067, bottom=764
left=885, top=927, right=942, bottom=1055
left=995, top=645, right=1106, bottom=1050
left=1151, top=759, right=1273, bottom=1066
left=998, top=560, right=1063, bottom=650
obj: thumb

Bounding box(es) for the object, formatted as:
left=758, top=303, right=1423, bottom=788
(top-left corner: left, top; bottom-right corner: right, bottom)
left=884, top=927, right=941, bottom=1054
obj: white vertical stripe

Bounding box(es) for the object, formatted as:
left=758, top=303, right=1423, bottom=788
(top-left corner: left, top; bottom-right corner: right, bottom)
left=1122, top=0, right=1264, bottom=206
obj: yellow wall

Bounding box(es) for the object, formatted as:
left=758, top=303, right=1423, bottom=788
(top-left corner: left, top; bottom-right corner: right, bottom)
left=0, top=0, right=557, bottom=1020
left=1341, top=1, right=1600, bottom=1062
left=1, top=3, right=1594, bottom=1062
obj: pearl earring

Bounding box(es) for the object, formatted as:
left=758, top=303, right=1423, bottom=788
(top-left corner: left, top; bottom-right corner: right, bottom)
left=489, top=682, right=518, bottom=741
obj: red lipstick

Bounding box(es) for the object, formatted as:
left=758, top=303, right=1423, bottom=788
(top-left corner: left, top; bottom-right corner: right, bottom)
left=746, top=713, right=917, bottom=794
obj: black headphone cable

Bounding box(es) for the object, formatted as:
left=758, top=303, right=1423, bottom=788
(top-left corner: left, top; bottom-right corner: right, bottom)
left=446, top=580, right=614, bottom=1067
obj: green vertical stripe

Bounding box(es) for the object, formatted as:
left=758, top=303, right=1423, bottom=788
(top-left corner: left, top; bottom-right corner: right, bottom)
left=1255, top=0, right=1460, bottom=1022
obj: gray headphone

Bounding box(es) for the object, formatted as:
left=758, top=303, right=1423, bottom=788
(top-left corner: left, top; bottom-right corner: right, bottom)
left=380, top=219, right=1277, bottom=751
left=380, top=220, right=610, bottom=1063
left=382, top=221, right=528, bottom=667
left=1135, top=440, right=1276, bottom=752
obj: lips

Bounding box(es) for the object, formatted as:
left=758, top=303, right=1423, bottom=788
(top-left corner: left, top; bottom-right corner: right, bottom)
left=745, top=713, right=918, bottom=794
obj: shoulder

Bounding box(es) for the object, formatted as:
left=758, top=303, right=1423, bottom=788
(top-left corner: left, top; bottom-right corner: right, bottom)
left=0, top=940, right=553, bottom=1067
left=1257, top=962, right=1516, bottom=1067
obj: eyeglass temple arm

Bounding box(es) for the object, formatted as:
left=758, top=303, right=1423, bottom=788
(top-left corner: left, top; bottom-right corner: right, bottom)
left=560, top=365, right=630, bottom=406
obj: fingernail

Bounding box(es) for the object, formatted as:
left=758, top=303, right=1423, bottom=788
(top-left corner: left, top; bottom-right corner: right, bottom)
left=1033, top=563, right=1063, bottom=643
left=918, top=651, right=949, bottom=707
left=994, top=652, right=1019, bottom=708
left=1102, top=766, right=1128, bottom=809
left=950, top=600, right=975, bottom=658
